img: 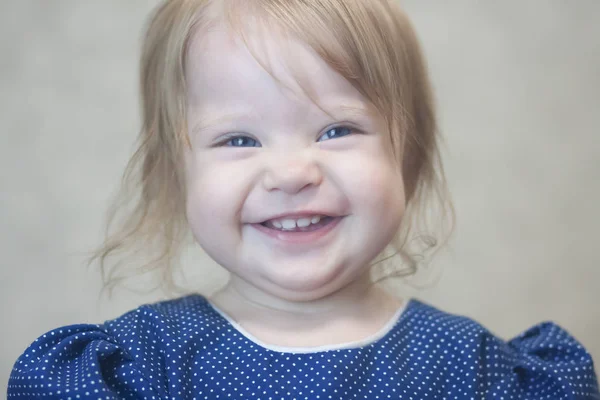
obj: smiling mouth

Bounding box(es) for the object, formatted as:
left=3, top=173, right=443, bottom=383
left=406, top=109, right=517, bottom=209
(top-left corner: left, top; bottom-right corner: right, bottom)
left=251, top=215, right=344, bottom=245
left=260, top=216, right=336, bottom=232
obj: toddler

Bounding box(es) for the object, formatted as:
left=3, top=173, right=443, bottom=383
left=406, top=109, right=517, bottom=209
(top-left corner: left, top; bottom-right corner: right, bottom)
left=8, top=0, right=599, bottom=399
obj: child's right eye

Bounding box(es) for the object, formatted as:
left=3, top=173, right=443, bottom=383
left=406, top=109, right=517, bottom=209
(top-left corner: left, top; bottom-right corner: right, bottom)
left=218, top=135, right=261, bottom=148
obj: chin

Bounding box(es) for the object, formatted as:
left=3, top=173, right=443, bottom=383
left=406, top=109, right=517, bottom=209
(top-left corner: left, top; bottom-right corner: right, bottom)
left=257, top=265, right=360, bottom=302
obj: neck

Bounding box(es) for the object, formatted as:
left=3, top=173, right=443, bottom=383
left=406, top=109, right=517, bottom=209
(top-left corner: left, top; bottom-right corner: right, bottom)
left=209, top=273, right=403, bottom=347
left=224, top=271, right=374, bottom=314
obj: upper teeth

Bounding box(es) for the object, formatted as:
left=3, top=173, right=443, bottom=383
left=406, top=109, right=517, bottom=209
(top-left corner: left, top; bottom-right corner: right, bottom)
left=269, top=215, right=323, bottom=230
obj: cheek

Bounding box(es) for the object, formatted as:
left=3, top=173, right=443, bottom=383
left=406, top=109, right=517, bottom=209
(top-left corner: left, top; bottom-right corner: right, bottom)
left=184, top=158, right=249, bottom=237
left=338, top=149, right=405, bottom=213
left=357, top=158, right=405, bottom=249
left=184, top=162, right=252, bottom=265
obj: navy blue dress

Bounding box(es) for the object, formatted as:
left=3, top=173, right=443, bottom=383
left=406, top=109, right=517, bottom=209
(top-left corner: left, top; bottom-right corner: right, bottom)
left=8, top=295, right=600, bottom=399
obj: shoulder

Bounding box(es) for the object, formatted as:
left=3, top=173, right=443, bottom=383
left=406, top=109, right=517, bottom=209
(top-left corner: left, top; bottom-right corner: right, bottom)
left=101, top=294, right=228, bottom=357
left=102, top=293, right=220, bottom=335
left=403, top=299, right=600, bottom=399
left=7, top=322, right=147, bottom=399
left=7, top=294, right=216, bottom=399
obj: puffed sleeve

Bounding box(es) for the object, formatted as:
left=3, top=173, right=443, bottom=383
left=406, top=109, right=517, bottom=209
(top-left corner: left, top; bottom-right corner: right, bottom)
left=490, top=322, right=599, bottom=399
left=7, top=324, right=162, bottom=399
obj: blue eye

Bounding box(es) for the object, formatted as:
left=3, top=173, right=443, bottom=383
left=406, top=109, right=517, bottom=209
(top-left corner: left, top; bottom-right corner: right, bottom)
left=221, top=136, right=261, bottom=147
left=317, top=126, right=354, bottom=142
left=217, top=125, right=356, bottom=147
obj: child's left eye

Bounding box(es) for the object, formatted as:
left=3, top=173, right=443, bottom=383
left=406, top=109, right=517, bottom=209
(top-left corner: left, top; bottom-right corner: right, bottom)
left=317, top=126, right=355, bottom=142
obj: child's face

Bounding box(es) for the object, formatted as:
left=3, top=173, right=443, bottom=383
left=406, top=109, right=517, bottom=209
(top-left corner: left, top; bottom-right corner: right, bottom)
left=184, top=24, right=406, bottom=301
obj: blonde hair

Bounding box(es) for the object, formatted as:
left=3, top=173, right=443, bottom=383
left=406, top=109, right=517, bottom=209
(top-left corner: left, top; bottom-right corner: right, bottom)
left=86, top=0, right=455, bottom=295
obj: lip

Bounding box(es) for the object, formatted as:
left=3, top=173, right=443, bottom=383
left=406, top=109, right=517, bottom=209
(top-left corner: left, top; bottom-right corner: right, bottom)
left=256, top=210, right=339, bottom=224
left=250, top=216, right=344, bottom=245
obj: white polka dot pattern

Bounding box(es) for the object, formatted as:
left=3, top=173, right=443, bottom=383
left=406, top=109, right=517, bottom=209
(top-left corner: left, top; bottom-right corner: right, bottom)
left=8, top=295, right=600, bottom=399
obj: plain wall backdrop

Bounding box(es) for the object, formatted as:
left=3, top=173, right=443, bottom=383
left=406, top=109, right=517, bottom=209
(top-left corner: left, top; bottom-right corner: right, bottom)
left=2, top=0, right=599, bottom=390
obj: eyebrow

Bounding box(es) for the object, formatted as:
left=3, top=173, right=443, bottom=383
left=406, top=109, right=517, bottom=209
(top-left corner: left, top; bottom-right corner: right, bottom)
left=330, top=104, right=373, bottom=118
left=190, top=110, right=258, bottom=137
left=190, top=103, right=374, bottom=136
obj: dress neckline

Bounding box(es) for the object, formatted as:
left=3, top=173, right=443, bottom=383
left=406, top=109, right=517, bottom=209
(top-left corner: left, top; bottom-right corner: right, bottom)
left=204, top=296, right=413, bottom=354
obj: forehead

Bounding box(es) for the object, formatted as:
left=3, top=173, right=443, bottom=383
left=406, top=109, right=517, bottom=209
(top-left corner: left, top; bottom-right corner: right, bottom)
left=184, top=23, right=371, bottom=114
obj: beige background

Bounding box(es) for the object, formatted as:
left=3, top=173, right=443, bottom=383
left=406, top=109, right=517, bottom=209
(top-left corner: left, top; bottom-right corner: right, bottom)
left=2, top=0, right=599, bottom=391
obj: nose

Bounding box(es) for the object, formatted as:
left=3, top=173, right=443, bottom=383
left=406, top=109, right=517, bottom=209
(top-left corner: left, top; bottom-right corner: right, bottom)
left=262, top=151, right=323, bottom=194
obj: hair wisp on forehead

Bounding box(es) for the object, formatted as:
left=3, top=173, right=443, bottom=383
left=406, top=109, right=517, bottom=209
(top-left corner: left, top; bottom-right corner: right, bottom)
left=224, top=0, right=408, bottom=113
left=86, top=0, right=454, bottom=295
